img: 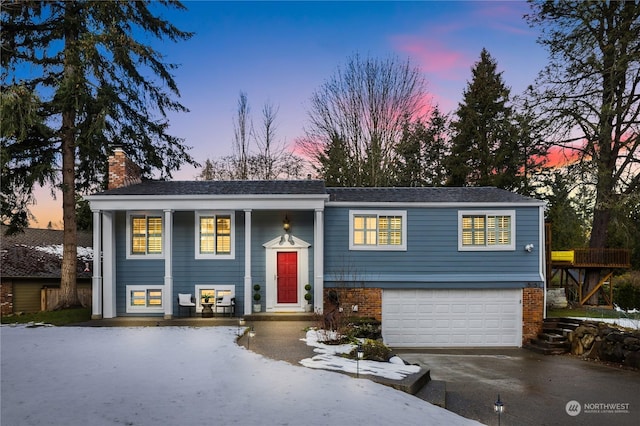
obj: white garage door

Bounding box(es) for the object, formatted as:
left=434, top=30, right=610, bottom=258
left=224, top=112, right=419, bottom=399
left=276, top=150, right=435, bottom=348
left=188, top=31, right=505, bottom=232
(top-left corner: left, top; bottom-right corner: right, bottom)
left=382, top=289, right=522, bottom=347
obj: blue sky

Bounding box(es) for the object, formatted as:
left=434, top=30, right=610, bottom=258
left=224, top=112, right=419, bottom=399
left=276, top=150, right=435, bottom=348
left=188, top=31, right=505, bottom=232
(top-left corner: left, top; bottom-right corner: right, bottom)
left=161, top=0, right=543, bottom=177
left=31, top=0, right=547, bottom=227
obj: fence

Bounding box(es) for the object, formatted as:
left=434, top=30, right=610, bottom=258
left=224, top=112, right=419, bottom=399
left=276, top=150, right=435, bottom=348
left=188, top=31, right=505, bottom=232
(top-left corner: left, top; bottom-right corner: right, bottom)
left=41, top=287, right=92, bottom=311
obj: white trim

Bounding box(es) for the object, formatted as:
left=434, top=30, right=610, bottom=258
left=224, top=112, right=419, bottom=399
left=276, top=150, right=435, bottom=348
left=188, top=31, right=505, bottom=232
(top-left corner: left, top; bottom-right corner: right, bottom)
left=244, top=210, right=253, bottom=316
left=349, top=210, right=407, bottom=251
left=194, top=211, right=236, bottom=260
left=91, top=210, right=102, bottom=319
left=314, top=209, right=324, bottom=314
left=163, top=209, right=173, bottom=319
left=103, top=211, right=116, bottom=318
left=86, top=195, right=327, bottom=212
left=457, top=210, right=516, bottom=251
left=125, top=285, right=164, bottom=314
left=125, top=211, right=165, bottom=260
left=539, top=205, right=547, bottom=318
left=328, top=201, right=544, bottom=208
left=263, top=234, right=311, bottom=312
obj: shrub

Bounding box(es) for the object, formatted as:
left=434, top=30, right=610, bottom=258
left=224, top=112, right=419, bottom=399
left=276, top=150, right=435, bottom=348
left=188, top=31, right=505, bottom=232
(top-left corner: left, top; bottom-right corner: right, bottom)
left=348, top=317, right=382, bottom=339
left=347, top=339, right=393, bottom=362
left=613, top=272, right=640, bottom=310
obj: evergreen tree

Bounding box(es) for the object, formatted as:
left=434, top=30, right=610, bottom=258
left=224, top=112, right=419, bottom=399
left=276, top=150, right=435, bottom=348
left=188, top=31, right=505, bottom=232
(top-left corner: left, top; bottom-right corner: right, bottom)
left=395, top=107, right=450, bottom=187
left=395, top=120, right=424, bottom=186
left=318, top=134, right=358, bottom=186
left=446, top=49, right=520, bottom=190
left=1, top=1, right=196, bottom=308
left=543, top=172, right=588, bottom=250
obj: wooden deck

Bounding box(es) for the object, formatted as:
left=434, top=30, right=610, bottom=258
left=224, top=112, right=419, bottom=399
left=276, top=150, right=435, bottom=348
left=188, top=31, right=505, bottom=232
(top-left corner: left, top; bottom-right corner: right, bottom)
left=549, top=248, right=631, bottom=307
left=550, top=248, right=631, bottom=269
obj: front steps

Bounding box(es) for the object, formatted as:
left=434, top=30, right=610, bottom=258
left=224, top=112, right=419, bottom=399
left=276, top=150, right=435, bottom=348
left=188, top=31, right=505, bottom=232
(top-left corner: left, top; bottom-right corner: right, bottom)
left=525, top=317, right=582, bottom=355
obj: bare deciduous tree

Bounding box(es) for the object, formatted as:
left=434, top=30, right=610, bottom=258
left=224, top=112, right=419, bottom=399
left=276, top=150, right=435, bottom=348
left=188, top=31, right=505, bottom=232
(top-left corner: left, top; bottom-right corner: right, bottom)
left=233, top=92, right=251, bottom=180
left=525, top=1, right=640, bottom=302
left=300, top=54, right=430, bottom=187
left=200, top=94, right=305, bottom=181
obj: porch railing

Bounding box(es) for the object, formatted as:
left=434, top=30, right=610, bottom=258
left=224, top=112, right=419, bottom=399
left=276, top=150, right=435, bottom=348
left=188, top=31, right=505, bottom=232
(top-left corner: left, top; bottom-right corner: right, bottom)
left=553, top=248, right=632, bottom=268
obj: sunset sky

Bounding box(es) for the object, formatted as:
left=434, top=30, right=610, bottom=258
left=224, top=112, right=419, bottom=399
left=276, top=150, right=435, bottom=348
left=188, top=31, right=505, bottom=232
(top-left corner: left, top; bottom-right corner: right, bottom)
left=29, top=0, right=548, bottom=228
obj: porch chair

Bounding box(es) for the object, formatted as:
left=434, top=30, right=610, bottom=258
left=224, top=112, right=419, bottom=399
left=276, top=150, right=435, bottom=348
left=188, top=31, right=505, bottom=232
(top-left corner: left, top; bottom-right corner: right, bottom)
left=177, top=293, right=196, bottom=317
left=216, top=294, right=235, bottom=317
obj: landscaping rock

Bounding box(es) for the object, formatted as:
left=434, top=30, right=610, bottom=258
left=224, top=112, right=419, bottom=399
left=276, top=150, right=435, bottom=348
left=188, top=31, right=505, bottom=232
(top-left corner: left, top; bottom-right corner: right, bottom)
left=569, top=321, right=640, bottom=368
left=624, top=351, right=640, bottom=369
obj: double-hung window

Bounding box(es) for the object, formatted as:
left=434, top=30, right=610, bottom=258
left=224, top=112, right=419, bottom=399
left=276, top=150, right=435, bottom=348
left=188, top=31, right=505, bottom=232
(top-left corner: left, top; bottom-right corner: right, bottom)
left=126, top=285, right=164, bottom=313
left=458, top=210, right=515, bottom=251
left=349, top=210, right=407, bottom=251
left=127, top=213, right=163, bottom=258
left=195, top=212, right=235, bottom=259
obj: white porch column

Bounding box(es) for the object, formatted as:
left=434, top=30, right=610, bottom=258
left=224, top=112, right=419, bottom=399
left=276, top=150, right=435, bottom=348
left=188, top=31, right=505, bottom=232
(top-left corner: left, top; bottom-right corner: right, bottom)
left=314, top=209, right=324, bottom=314
left=91, top=210, right=103, bottom=319
left=102, top=211, right=116, bottom=318
left=244, top=209, right=252, bottom=316
left=164, top=209, right=174, bottom=319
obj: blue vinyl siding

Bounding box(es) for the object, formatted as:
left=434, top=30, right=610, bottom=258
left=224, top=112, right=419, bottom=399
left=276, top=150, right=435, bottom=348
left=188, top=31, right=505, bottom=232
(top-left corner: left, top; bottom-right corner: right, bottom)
left=115, top=210, right=317, bottom=315
left=114, top=212, right=165, bottom=315
left=324, top=206, right=542, bottom=289
left=172, top=211, right=245, bottom=313
left=250, top=211, right=315, bottom=292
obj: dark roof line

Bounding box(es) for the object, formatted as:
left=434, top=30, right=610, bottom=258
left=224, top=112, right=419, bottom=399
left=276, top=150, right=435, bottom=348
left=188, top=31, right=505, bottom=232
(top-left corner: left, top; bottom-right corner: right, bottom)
left=92, top=180, right=540, bottom=203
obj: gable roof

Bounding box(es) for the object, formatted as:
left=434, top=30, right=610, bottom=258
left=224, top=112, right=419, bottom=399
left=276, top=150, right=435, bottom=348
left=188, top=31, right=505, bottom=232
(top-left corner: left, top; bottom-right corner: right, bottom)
left=326, top=186, right=542, bottom=204
left=1, top=226, right=93, bottom=279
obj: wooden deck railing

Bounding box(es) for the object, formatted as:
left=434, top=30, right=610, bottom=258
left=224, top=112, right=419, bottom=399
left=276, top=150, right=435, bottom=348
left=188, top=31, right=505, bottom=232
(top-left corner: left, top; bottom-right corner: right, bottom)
left=552, top=248, right=631, bottom=268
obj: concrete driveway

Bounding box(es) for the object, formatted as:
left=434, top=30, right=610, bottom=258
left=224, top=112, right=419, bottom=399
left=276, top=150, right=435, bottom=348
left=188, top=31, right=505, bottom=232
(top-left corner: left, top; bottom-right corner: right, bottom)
left=395, top=348, right=640, bottom=426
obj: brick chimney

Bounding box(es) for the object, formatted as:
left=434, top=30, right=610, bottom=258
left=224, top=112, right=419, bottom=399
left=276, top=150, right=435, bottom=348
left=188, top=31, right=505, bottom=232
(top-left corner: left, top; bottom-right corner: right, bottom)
left=108, top=147, right=142, bottom=190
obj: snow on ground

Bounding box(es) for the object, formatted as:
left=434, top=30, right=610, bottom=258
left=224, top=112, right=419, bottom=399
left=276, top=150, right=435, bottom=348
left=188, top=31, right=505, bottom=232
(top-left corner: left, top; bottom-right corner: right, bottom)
left=1, top=325, right=481, bottom=426
left=569, top=316, right=640, bottom=330
left=300, top=329, right=421, bottom=380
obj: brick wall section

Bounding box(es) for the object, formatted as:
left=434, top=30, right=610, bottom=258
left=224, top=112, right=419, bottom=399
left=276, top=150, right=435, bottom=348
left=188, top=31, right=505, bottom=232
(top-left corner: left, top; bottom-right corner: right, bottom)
left=1, top=281, right=13, bottom=316
left=108, top=148, right=142, bottom=190
left=522, top=287, right=544, bottom=344
left=324, top=287, right=382, bottom=321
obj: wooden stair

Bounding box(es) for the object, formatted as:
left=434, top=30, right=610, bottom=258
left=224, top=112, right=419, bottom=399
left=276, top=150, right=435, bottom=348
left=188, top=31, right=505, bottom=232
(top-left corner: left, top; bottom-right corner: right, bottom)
left=525, top=317, right=582, bottom=355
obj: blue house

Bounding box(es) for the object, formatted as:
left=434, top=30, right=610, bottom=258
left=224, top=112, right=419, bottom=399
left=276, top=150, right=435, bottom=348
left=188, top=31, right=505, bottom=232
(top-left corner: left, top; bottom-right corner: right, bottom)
left=86, top=148, right=546, bottom=347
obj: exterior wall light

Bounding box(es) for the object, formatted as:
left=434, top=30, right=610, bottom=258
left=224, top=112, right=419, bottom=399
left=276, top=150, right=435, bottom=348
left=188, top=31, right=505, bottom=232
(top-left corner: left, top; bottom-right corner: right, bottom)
left=525, top=244, right=534, bottom=252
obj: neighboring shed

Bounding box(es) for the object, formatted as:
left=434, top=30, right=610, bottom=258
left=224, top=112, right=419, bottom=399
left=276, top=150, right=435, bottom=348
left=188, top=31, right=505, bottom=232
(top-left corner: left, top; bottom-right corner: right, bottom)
left=1, top=226, right=93, bottom=314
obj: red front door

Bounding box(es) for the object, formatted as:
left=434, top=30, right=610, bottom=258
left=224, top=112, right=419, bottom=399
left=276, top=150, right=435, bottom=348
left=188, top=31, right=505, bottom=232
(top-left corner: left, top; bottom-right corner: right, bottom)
left=277, top=252, right=298, bottom=303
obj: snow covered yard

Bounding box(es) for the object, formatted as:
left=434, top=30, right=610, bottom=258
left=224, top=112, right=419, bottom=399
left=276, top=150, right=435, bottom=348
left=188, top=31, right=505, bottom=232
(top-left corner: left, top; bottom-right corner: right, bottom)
left=1, top=325, right=481, bottom=426
left=300, top=329, right=422, bottom=380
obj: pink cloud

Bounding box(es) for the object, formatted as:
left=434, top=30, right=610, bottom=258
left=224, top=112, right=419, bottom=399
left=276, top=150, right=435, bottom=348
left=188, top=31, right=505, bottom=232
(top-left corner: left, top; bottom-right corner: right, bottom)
left=391, top=35, right=470, bottom=80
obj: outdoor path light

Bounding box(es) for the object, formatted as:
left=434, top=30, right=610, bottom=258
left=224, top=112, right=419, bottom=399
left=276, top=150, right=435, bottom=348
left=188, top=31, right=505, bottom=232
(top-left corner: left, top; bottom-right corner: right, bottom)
left=356, top=343, right=363, bottom=378
left=494, top=394, right=504, bottom=426
left=237, top=318, right=245, bottom=336
left=248, top=326, right=256, bottom=350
